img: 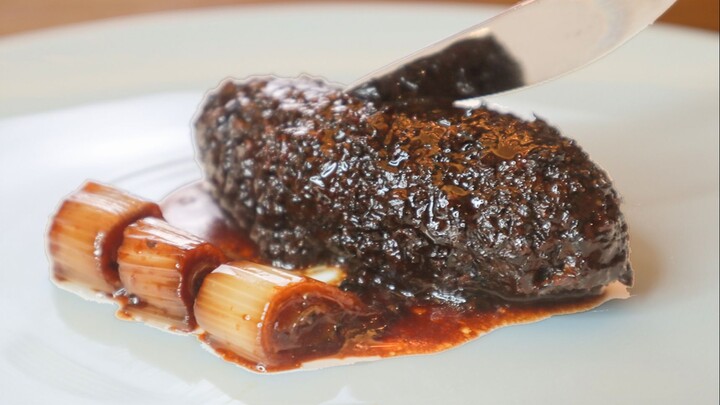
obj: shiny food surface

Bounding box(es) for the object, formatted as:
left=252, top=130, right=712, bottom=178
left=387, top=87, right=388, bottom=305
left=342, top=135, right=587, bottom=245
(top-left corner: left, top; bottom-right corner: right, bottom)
left=194, top=77, right=632, bottom=309
left=163, top=182, right=628, bottom=372
left=2, top=10, right=715, bottom=400
left=350, top=36, right=523, bottom=106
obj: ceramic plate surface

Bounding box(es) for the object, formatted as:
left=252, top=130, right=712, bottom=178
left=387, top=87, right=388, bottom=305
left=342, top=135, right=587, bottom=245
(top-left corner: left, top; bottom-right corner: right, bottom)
left=0, top=4, right=717, bottom=405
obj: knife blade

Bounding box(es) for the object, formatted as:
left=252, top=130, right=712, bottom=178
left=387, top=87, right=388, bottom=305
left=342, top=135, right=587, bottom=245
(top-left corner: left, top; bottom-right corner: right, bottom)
left=347, top=0, right=677, bottom=105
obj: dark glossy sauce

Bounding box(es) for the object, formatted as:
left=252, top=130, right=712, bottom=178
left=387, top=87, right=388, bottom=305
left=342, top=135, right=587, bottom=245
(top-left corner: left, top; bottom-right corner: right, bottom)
left=161, top=182, right=259, bottom=261
left=196, top=77, right=632, bottom=309
left=162, top=182, right=621, bottom=372
left=350, top=36, right=524, bottom=109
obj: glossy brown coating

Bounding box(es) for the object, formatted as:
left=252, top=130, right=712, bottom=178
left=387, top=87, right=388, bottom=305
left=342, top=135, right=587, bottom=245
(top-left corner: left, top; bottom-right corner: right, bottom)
left=194, top=77, right=632, bottom=309
left=164, top=184, right=627, bottom=372
left=48, top=181, right=163, bottom=294
left=263, top=280, right=378, bottom=367
left=161, top=182, right=258, bottom=261
left=350, top=36, right=523, bottom=108
left=117, top=217, right=227, bottom=331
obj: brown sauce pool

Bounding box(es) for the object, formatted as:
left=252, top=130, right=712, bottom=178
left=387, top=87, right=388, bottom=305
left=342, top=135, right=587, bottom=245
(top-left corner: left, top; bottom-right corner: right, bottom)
left=161, top=182, right=624, bottom=372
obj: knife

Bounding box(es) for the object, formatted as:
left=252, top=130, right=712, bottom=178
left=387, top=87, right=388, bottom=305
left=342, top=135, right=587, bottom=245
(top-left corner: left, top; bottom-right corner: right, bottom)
left=347, top=0, right=677, bottom=106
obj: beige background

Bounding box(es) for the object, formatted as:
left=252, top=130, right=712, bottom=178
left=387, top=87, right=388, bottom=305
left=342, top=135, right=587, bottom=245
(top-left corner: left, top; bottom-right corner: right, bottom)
left=1, top=0, right=718, bottom=37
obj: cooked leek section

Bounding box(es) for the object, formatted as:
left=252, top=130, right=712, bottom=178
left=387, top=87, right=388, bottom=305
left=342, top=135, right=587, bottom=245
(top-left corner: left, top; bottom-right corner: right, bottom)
left=117, top=217, right=226, bottom=332
left=194, top=261, right=368, bottom=371
left=47, top=181, right=162, bottom=295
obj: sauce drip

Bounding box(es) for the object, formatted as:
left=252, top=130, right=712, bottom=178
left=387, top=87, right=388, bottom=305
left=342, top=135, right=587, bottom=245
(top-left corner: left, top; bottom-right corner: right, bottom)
left=162, top=182, right=625, bottom=372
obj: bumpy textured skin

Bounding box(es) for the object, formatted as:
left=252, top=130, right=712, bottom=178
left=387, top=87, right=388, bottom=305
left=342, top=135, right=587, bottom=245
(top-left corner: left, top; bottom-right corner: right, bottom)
left=194, top=77, right=632, bottom=307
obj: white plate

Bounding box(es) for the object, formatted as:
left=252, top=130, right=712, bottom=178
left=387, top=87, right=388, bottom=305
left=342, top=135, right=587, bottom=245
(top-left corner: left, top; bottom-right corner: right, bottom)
left=0, top=4, right=718, bottom=405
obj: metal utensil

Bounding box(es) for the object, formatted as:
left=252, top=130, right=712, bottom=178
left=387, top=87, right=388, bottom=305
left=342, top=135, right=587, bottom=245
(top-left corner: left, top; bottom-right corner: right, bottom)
left=347, top=0, right=677, bottom=105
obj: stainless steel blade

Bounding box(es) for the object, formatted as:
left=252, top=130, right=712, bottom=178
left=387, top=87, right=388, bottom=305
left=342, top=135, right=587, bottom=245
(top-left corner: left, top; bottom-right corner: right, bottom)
left=347, top=0, right=677, bottom=103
